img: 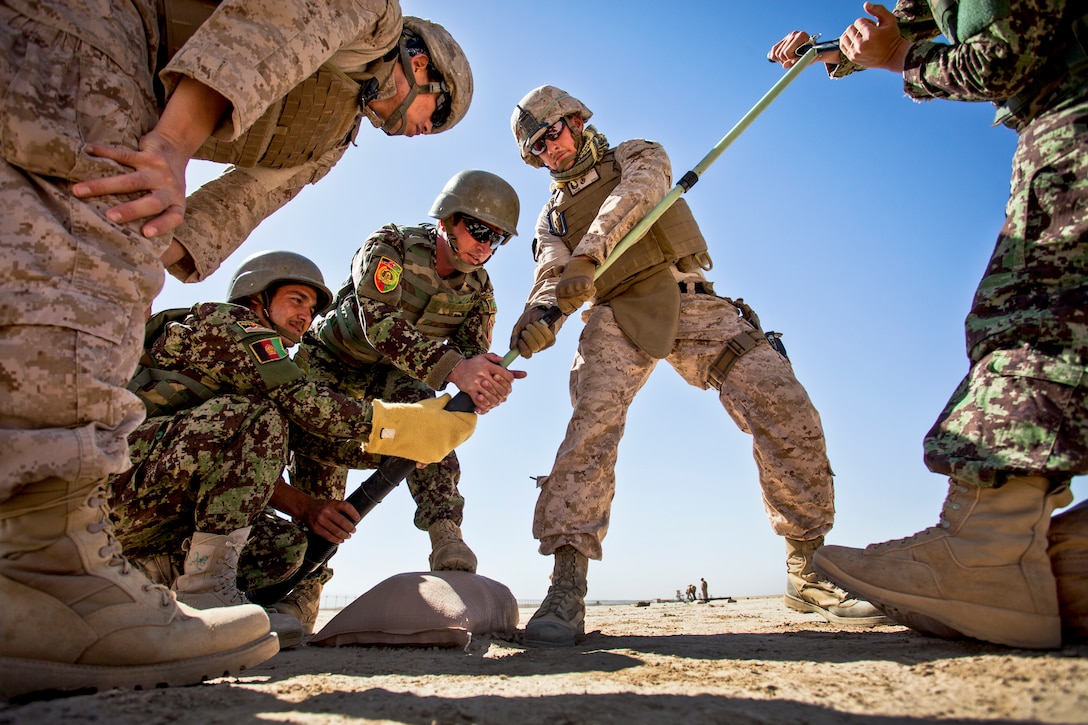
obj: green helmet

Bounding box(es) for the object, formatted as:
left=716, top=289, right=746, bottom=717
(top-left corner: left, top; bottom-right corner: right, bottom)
left=429, top=169, right=520, bottom=239
left=227, top=250, right=334, bottom=314
left=379, top=17, right=473, bottom=136
left=511, top=85, right=593, bottom=168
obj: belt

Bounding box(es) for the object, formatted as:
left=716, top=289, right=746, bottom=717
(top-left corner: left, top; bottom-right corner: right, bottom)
left=678, top=281, right=710, bottom=294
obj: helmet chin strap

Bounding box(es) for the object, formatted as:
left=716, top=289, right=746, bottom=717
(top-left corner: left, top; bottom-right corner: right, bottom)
left=254, top=293, right=302, bottom=344
left=378, top=44, right=446, bottom=136
left=443, top=227, right=482, bottom=273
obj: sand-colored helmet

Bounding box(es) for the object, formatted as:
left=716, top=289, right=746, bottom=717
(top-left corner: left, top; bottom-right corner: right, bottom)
left=511, top=85, right=593, bottom=168
left=382, top=17, right=472, bottom=135
left=429, top=169, right=520, bottom=241
left=228, top=250, right=334, bottom=314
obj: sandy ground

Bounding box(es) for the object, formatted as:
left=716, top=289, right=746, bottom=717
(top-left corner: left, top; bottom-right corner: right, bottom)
left=2, top=596, right=1087, bottom=724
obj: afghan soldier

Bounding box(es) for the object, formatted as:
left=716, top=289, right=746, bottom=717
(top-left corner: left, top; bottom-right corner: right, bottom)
left=0, top=0, right=474, bottom=698
left=769, top=0, right=1087, bottom=649
left=110, top=250, right=475, bottom=646
left=286, top=170, right=523, bottom=627
left=508, top=85, right=889, bottom=647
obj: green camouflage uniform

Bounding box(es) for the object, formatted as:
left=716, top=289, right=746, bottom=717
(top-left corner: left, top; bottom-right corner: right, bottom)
left=835, top=0, right=1087, bottom=487
left=109, top=303, right=377, bottom=590
left=295, top=223, right=495, bottom=533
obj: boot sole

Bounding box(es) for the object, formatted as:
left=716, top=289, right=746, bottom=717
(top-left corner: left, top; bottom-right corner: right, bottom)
left=815, top=557, right=1061, bottom=649
left=782, top=592, right=892, bottom=627
left=523, top=621, right=583, bottom=647
left=0, top=632, right=279, bottom=701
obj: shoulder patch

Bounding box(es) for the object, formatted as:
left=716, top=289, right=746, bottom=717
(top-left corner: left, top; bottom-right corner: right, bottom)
left=237, top=320, right=275, bottom=335
left=249, top=337, right=290, bottom=364
left=374, top=257, right=403, bottom=293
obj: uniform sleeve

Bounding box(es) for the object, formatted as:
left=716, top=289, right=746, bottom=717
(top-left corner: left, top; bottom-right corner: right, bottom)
left=168, top=145, right=346, bottom=282
left=523, top=201, right=569, bottom=309
left=900, top=0, right=1064, bottom=103
left=572, top=140, right=672, bottom=264
left=352, top=229, right=463, bottom=390
left=160, top=0, right=401, bottom=141
left=269, top=378, right=374, bottom=440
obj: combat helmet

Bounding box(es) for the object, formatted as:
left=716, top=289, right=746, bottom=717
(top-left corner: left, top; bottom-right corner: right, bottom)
left=511, top=85, right=592, bottom=168
left=429, top=169, right=520, bottom=241
left=228, top=250, right=334, bottom=316
left=378, top=17, right=473, bottom=136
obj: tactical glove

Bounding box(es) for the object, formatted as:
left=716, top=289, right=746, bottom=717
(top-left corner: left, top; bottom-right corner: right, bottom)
left=555, top=257, right=596, bottom=314
left=366, top=394, right=477, bottom=464
left=509, top=306, right=556, bottom=359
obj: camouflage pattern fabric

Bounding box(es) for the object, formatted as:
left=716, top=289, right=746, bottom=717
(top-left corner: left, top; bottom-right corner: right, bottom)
left=166, top=0, right=404, bottom=283
left=0, top=0, right=403, bottom=503
left=108, top=302, right=380, bottom=583
left=524, top=136, right=835, bottom=560
left=0, top=4, right=163, bottom=501
left=832, top=0, right=1088, bottom=488
left=108, top=395, right=288, bottom=559
left=292, top=340, right=467, bottom=534
left=532, top=298, right=835, bottom=559
left=313, top=225, right=495, bottom=390
left=923, top=87, right=1088, bottom=486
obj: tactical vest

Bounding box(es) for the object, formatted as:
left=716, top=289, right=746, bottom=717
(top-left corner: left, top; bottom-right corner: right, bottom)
left=128, top=305, right=305, bottom=417
left=316, top=227, right=491, bottom=367
left=160, top=0, right=367, bottom=168
left=545, top=147, right=711, bottom=358
left=127, top=308, right=215, bottom=417
left=546, top=148, right=710, bottom=301
left=928, top=0, right=1088, bottom=128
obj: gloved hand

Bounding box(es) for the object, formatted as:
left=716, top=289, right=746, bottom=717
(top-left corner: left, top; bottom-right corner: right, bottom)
left=509, top=306, right=556, bottom=359
left=555, top=256, right=596, bottom=314
left=366, top=394, right=477, bottom=464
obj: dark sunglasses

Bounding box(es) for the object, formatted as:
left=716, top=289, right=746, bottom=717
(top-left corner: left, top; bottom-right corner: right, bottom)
left=459, top=215, right=510, bottom=250
left=530, top=118, right=568, bottom=156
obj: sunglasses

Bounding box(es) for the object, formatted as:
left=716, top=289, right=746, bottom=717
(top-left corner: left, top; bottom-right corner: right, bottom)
left=530, top=118, right=568, bottom=156
left=460, top=215, right=510, bottom=250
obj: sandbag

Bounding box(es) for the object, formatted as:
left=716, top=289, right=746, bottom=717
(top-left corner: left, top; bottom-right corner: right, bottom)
left=311, top=571, right=518, bottom=648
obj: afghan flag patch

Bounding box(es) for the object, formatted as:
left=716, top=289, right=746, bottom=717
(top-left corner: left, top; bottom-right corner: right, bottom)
left=250, top=337, right=289, bottom=364
left=374, top=257, right=403, bottom=293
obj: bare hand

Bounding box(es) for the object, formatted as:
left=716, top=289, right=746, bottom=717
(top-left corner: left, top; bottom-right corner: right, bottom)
left=840, top=2, right=910, bottom=71
left=71, top=129, right=191, bottom=238
left=447, top=352, right=526, bottom=414
left=303, top=498, right=361, bottom=545
left=767, top=30, right=841, bottom=68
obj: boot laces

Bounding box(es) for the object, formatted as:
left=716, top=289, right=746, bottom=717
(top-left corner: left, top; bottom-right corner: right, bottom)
left=86, top=487, right=132, bottom=575
left=868, top=483, right=970, bottom=551
left=87, top=487, right=174, bottom=606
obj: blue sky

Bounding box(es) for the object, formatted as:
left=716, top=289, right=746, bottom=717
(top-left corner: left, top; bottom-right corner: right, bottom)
left=161, top=1, right=1085, bottom=604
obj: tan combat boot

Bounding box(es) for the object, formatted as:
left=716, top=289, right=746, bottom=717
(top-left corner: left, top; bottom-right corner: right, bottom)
left=1048, top=499, right=1088, bottom=644
left=0, top=478, right=278, bottom=700
left=784, top=537, right=891, bottom=626
left=428, top=519, right=478, bottom=572
left=523, top=545, right=588, bottom=647
left=175, top=528, right=303, bottom=649
left=814, top=476, right=1073, bottom=649
left=269, top=575, right=324, bottom=636
left=131, top=553, right=181, bottom=587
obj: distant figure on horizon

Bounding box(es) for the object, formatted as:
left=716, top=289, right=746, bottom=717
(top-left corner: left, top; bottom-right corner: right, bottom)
left=700, top=578, right=709, bottom=603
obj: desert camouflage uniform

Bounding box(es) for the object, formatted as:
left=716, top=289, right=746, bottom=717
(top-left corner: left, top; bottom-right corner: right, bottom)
left=108, top=303, right=378, bottom=590
left=294, top=224, right=495, bottom=533
left=835, top=0, right=1088, bottom=488
left=0, top=0, right=402, bottom=506
left=526, top=139, right=835, bottom=560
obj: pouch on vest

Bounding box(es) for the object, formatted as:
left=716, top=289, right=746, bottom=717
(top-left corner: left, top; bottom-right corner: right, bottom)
left=608, top=267, right=681, bottom=359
